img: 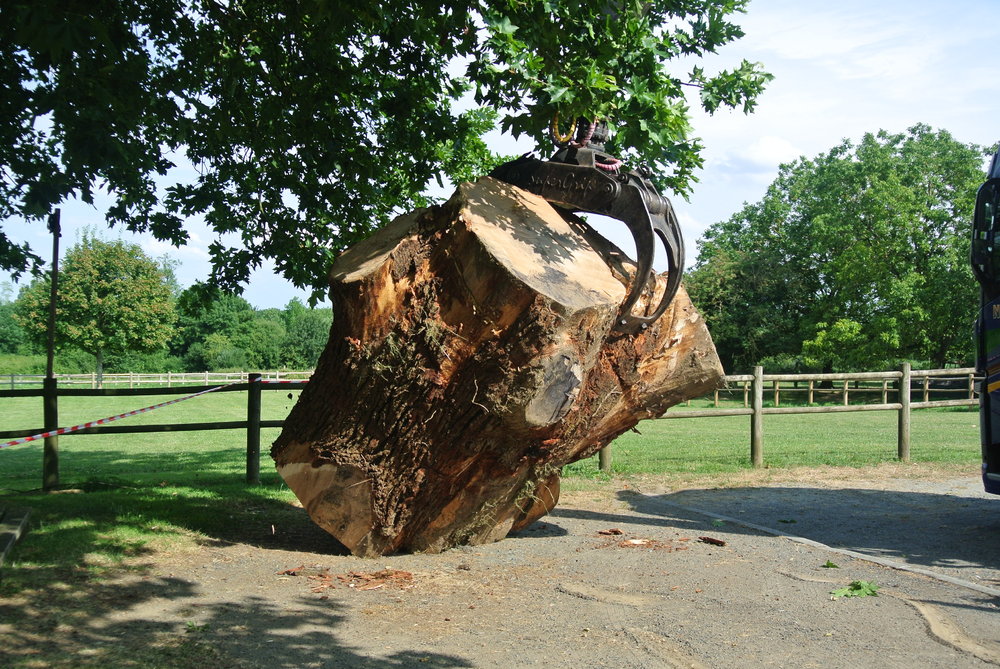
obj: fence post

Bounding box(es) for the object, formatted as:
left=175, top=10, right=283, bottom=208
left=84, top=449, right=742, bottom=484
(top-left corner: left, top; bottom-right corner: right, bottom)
left=968, top=372, right=975, bottom=400
left=808, top=379, right=814, bottom=405
left=922, top=376, right=929, bottom=403
left=246, top=373, right=262, bottom=484
left=42, top=376, right=59, bottom=490
left=898, top=362, right=911, bottom=462
left=842, top=380, right=849, bottom=406
left=773, top=380, right=780, bottom=407
left=882, top=379, right=888, bottom=404
left=599, top=446, right=612, bottom=473
left=751, top=366, right=763, bottom=468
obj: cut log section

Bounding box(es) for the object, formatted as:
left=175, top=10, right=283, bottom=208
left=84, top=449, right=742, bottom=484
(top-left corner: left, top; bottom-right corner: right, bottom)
left=271, top=177, right=723, bottom=557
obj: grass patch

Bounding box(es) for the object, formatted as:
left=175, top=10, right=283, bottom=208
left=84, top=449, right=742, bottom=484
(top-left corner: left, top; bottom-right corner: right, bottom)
left=565, top=406, right=979, bottom=478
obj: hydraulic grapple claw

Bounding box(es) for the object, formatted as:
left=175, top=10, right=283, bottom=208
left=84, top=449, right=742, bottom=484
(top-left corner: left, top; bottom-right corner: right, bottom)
left=490, top=143, right=684, bottom=334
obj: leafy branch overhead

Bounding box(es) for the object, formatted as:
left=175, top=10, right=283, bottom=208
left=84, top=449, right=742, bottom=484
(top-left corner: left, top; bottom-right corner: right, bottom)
left=0, top=0, right=769, bottom=302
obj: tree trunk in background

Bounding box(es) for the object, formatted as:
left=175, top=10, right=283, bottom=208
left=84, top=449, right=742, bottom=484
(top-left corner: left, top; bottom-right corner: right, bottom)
left=271, top=177, right=723, bottom=557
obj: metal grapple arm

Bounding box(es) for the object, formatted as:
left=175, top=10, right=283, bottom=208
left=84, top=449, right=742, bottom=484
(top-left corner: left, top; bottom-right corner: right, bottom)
left=490, top=146, right=684, bottom=334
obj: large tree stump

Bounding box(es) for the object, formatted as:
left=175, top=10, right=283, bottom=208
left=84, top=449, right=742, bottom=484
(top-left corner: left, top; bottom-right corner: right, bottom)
left=271, top=177, right=722, bottom=557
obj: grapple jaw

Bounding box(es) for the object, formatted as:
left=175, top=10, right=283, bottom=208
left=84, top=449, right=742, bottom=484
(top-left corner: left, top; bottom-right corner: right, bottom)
left=490, top=145, right=684, bottom=334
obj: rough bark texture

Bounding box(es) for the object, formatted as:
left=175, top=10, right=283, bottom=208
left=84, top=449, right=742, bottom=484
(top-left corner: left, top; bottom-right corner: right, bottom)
left=271, top=177, right=723, bottom=557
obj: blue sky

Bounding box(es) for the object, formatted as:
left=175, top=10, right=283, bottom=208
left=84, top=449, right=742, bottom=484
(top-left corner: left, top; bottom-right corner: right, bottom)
left=3, top=0, right=999, bottom=308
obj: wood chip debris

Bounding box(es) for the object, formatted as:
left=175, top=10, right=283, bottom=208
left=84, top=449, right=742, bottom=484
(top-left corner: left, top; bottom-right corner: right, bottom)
left=615, top=538, right=679, bottom=550
left=592, top=529, right=729, bottom=552
left=277, top=566, right=415, bottom=592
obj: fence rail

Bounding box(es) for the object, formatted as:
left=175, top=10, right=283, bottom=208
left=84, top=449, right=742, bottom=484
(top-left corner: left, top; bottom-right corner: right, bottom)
left=4, top=370, right=313, bottom=390
left=695, top=366, right=978, bottom=409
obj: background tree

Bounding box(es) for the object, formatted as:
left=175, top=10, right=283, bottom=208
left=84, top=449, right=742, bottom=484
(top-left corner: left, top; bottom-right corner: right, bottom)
left=14, top=235, right=177, bottom=383
left=687, top=124, right=985, bottom=373
left=0, top=281, right=27, bottom=354
left=1, top=0, right=769, bottom=302
left=280, top=299, right=333, bottom=370
left=171, top=289, right=255, bottom=370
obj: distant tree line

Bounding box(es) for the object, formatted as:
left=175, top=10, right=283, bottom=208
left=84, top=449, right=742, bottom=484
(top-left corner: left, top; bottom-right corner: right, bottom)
left=0, top=236, right=331, bottom=377
left=686, top=124, right=985, bottom=374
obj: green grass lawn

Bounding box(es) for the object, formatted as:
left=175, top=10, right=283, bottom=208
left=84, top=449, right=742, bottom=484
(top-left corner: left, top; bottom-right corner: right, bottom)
left=565, top=405, right=979, bottom=478
left=1, top=387, right=300, bottom=489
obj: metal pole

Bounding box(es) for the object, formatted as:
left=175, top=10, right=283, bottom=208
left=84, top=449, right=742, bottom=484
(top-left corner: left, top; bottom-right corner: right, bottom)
left=43, top=209, right=61, bottom=491
left=751, top=365, right=763, bottom=467
left=246, top=373, right=262, bottom=484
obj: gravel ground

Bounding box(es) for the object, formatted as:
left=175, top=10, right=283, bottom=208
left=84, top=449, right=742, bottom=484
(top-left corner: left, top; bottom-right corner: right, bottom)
left=69, top=472, right=1000, bottom=668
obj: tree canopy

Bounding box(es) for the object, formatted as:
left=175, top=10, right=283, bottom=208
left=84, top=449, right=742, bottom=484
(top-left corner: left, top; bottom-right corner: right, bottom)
left=1, top=0, right=769, bottom=303
left=14, top=234, right=177, bottom=380
left=686, top=124, right=986, bottom=373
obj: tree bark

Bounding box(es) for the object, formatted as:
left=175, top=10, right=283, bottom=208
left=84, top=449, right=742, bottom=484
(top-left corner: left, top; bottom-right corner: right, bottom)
left=271, top=177, right=723, bottom=557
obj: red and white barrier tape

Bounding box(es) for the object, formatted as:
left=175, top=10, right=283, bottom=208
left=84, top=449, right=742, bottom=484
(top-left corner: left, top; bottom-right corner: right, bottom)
left=1, top=380, right=243, bottom=449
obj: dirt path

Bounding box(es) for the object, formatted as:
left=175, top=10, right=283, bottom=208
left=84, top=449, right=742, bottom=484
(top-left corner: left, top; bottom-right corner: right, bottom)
left=37, top=471, right=990, bottom=668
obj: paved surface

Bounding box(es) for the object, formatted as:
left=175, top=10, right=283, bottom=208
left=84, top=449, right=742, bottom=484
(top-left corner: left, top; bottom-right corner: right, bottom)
left=6, top=475, right=998, bottom=667
left=658, top=476, right=1000, bottom=593
left=72, top=475, right=1000, bottom=668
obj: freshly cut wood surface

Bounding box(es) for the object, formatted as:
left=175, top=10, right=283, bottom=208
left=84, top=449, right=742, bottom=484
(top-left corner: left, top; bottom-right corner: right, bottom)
left=272, top=177, right=723, bottom=556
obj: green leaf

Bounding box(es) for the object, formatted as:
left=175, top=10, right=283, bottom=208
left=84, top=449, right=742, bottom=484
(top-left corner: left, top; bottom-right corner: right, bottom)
left=830, top=580, right=879, bottom=599
left=1, top=0, right=771, bottom=296
left=548, top=86, right=572, bottom=103
left=489, top=16, right=518, bottom=36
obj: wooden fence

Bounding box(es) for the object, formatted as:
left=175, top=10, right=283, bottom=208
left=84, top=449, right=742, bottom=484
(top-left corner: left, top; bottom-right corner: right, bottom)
left=0, top=373, right=309, bottom=489
left=4, top=370, right=313, bottom=390
left=3, top=365, right=982, bottom=484
left=596, top=363, right=979, bottom=472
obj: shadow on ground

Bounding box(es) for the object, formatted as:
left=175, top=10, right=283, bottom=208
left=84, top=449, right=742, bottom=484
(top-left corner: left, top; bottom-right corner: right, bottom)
left=0, top=571, right=473, bottom=668
left=550, top=482, right=1000, bottom=587
left=615, top=483, right=1000, bottom=587
left=0, top=444, right=478, bottom=667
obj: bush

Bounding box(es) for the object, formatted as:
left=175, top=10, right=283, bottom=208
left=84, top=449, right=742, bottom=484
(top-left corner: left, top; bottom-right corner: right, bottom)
left=0, top=354, right=45, bottom=375
left=0, top=349, right=97, bottom=375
